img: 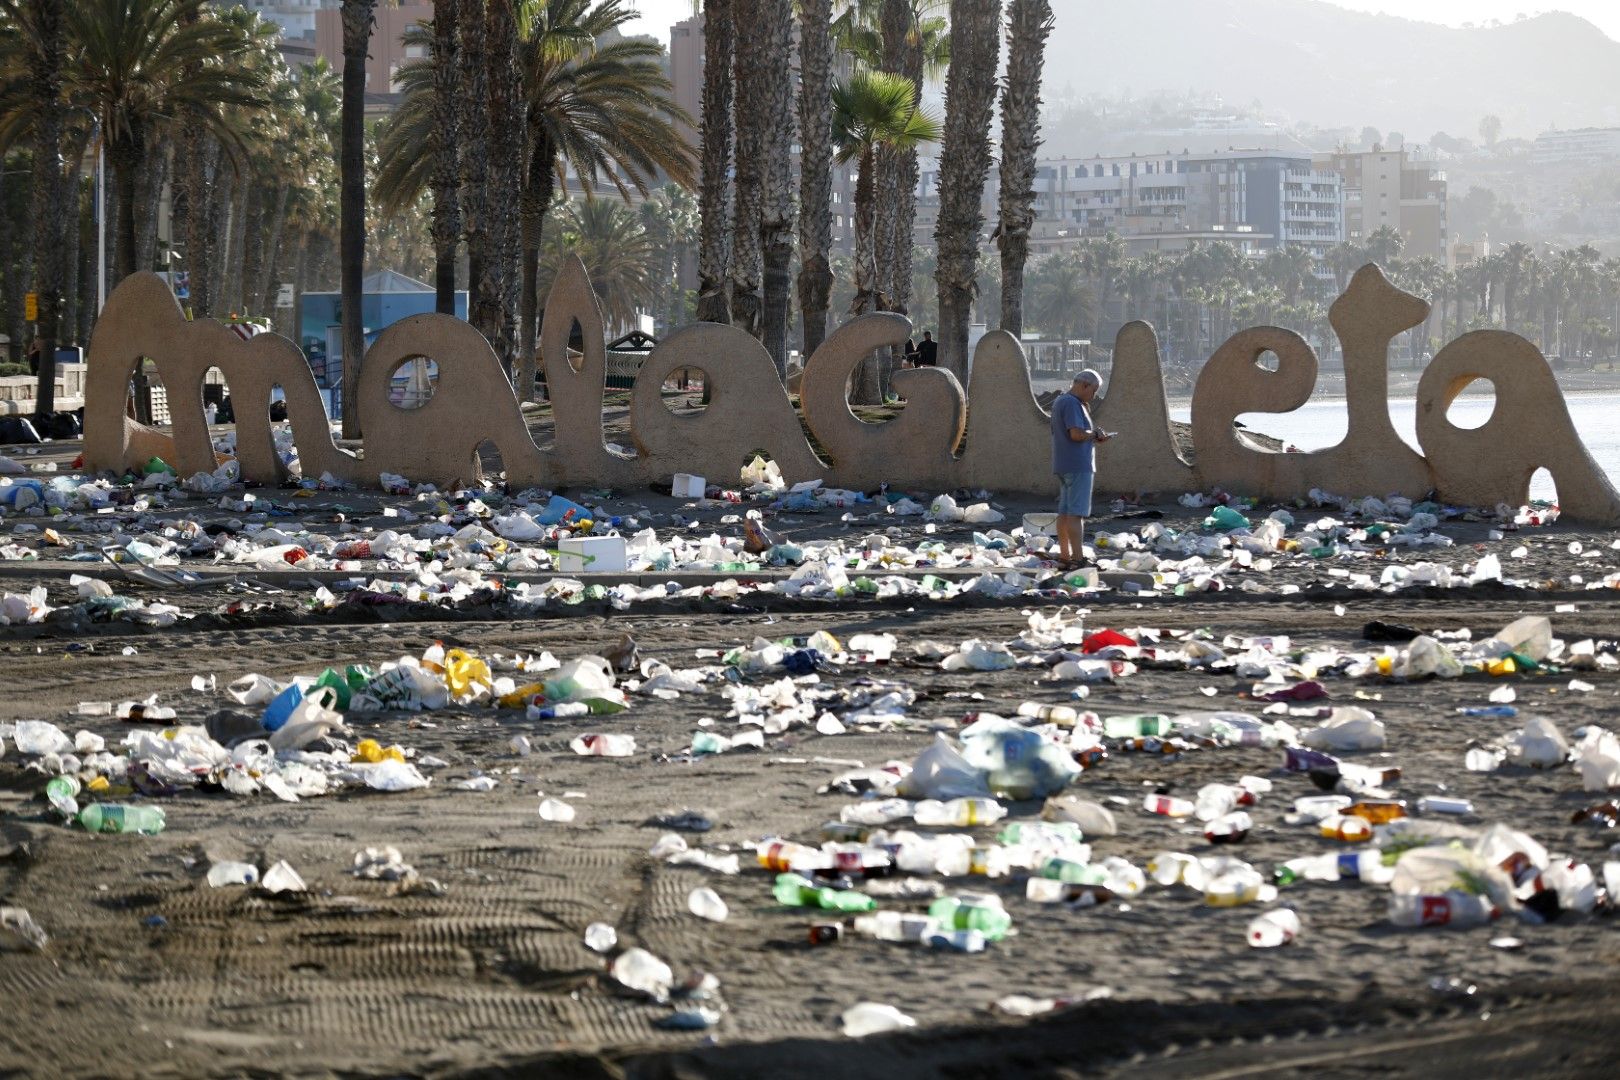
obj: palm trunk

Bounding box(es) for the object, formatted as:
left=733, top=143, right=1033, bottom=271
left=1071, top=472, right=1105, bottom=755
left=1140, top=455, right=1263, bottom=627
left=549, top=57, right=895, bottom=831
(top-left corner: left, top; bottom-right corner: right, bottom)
left=887, top=7, right=923, bottom=345
left=208, top=168, right=233, bottom=311
left=340, top=0, right=376, bottom=439
left=110, top=130, right=143, bottom=285
left=28, top=0, right=66, bottom=417
left=429, top=0, right=461, bottom=316
left=135, top=141, right=168, bottom=276
left=729, top=2, right=766, bottom=338
left=757, top=0, right=795, bottom=377
left=222, top=179, right=251, bottom=314
left=935, top=0, right=1003, bottom=380
left=483, top=0, right=522, bottom=379
left=997, top=0, right=1052, bottom=338
left=518, top=133, right=553, bottom=402
left=695, top=0, right=733, bottom=324
left=183, top=136, right=216, bottom=317
left=795, top=0, right=833, bottom=361
left=239, top=184, right=266, bottom=315
left=851, top=147, right=881, bottom=405
left=257, top=185, right=290, bottom=313
left=458, top=0, right=489, bottom=354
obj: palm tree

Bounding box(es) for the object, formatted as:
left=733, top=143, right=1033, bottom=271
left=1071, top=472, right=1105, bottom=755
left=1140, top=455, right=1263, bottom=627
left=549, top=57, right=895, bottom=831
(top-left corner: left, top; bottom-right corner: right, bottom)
left=1077, top=232, right=1123, bottom=341
left=833, top=70, right=941, bottom=319
left=755, top=0, right=795, bottom=377
left=933, top=0, right=1002, bottom=379
left=1027, top=251, right=1095, bottom=363
left=995, top=0, right=1051, bottom=337
left=796, top=0, right=834, bottom=360
left=1498, top=240, right=1532, bottom=331
left=0, top=0, right=66, bottom=417
left=484, top=0, right=523, bottom=374
left=536, top=198, right=656, bottom=332
left=728, top=3, right=769, bottom=338
left=695, top=0, right=732, bottom=325
left=430, top=0, right=459, bottom=314
left=65, top=0, right=267, bottom=285
left=338, top=0, right=375, bottom=435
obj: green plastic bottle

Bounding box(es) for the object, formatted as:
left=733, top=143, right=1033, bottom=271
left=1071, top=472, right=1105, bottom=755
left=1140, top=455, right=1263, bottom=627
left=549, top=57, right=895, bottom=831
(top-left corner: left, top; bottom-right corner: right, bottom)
left=927, top=895, right=1011, bottom=941
left=772, top=873, right=875, bottom=912
left=77, top=804, right=166, bottom=835
left=1102, top=714, right=1171, bottom=739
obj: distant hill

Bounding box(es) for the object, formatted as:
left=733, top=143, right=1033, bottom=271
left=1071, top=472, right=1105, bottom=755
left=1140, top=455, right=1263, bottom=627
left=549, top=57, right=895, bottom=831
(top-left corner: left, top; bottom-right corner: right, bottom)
left=1044, top=2, right=1620, bottom=141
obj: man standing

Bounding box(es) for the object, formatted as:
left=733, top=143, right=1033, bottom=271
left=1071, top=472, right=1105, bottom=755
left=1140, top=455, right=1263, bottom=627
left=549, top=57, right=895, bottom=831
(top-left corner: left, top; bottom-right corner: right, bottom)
left=914, top=330, right=938, bottom=367
left=1049, top=369, right=1111, bottom=568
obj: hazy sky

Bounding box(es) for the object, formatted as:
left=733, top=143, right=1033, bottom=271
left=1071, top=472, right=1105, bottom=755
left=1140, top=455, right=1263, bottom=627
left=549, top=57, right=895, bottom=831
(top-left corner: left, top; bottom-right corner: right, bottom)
left=619, top=1, right=1620, bottom=45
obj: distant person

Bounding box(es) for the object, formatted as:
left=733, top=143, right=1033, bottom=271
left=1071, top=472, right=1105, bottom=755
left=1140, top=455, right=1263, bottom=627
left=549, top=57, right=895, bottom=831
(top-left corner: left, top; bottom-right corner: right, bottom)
left=915, top=330, right=938, bottom=367
left=903, top=337, right=919, bottom=366
left=26, top=337, right=40, bottom=377
left=1049, top=368, right=1112, bottom=568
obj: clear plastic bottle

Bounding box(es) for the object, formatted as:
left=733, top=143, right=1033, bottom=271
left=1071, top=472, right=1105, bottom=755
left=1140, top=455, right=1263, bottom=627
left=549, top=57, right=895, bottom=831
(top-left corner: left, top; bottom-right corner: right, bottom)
left=1204, top=811, right=1253, bottom=844
left=1416, top=796, right=1473, bottom=815
left=1026, top=877, right=1115, bottom=906
left=1037, top=856, right=1107, bottom=884
left=1274, top=850, right=1391, bottom=886
left=852, top=911, right=935, bottom=942
left=924, top=927, right=988, bottom=952
left=1104, top=714, right=1171, bottom=739
left=757, top=840, right=831, bottom=873
left=569, top=733, right=636, bottom=757
left=116, top=702, right=177, bottom=722
left=77, top=804, right=166, bottom=835
left=1291, top=794, right=1352, bottom=822
left=1195, top=783, right=1245, bottom=822
left=913, top=798, right=1006, bottom=827
left=998, top=821, right=1084, bottom=847
left=1247, top=908, right=1301, bottom=947
left=1017, top=701, right=1079, bottom=726
left=839, top=798, right=914, bottom=826
left=1319, top=813, right=1373, bottom=842
left=687, top=887, right=729, bottom=922
left=1142, top=793, right=1195, bottom=817
left=1387, top=891, right=1497, bottom=928
left=1042, top=796, right=1117, bottom=836
left=841, top=1002, right=916, bottom=1038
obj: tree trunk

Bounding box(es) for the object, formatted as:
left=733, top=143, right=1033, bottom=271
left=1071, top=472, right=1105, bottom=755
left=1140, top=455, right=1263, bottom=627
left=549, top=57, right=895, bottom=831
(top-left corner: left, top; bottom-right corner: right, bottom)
left=729, top=2, right=766, bottom=338
left=135, top=140, right=167, bottom=276
left=884, top=0, right=923, bottom=347
left=340, top=0, right=376, bottom=439
left=483, top=0, right=522, bottom=380
left=795, top=0, right=833, bottom=361
left=457, top=0, right=489, bottom=353
left=518, top=133, right=554, bottom=402
left=756, top=0, right=795, bottom=377
left=28, top=0, right=66, bottom=417
left=695, top=0, right=733, bottom=325
left=222, top=179, right=251, bottom=315
left=430, top=0, right=461, bottom=316
left=184, top=136, right=217, bottom=318
left=238, top=184, right=265, bottom=315
left=110, top=128, right=144, bottom=286
left=257, top=185, right=290, bottom=314
left=997, top=0, right=1052, bottom=338
left=935, top=0, right=1002, bottom=380
left=850, top=148, right=882, bottom=405
left=208, top=166, right=234, bottom=312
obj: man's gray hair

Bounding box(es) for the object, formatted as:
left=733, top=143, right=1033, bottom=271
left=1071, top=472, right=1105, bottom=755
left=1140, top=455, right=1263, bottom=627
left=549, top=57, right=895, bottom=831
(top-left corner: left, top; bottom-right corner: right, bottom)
left=1073, top=369, right=1101, bottom=389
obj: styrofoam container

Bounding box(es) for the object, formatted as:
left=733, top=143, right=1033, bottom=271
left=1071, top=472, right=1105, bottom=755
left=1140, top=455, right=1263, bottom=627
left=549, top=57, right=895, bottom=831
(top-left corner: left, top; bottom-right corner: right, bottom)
left=672, top=473, right=707, bottom=499
left=557, top=536, right=627, bottom=573
left=1022, top=513, right=1058, bottom=536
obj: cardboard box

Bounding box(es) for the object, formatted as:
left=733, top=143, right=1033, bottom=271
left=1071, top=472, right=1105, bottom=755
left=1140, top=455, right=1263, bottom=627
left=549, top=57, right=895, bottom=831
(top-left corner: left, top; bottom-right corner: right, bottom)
left=672, top=473, right=706, bottom=499
left=556, top=536, right=627, bottom=574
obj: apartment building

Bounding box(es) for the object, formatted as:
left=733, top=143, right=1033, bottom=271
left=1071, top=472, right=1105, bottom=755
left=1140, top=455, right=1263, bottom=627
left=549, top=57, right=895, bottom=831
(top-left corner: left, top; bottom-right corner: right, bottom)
left=915, top=149, right=1342, bottom=262
left=314, top=3, right=431, bottom=113
left=1313, top=147, right=1448, bottom=261
left=1530, top=127, right=1620, bottom=166
left=669, top=13, right=859, bottom=256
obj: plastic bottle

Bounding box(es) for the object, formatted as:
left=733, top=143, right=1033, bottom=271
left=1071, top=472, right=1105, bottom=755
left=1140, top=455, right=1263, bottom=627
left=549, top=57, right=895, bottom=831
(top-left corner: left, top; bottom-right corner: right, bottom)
left=532, top=702, right=591, bottom=720
left=1142, top=793, right=1195, bottom=818
left=852, top=911, right=935, bottom=943
left=924, top=928, right=988, bottom=952
left=1458, top=705, right=1518, bottom=719
left=1319, top=814, right=1373, bottom=842
left=998, top=821, right=1084, bottom=847
left=757, top=840, right=832, bottom=873
left=1037, top=856, right=1108, bottom=884
left=116, top=702, right=177, bottom=722
left=1026, top=878, right=1115, bottom=906
left=1017, top=702, right=1078, bottom=726
left=928, top=894, right=1012, bottom=940
left=77, top=804, right=166, bottom=835
left=1291, top=794, right=1351, bottom=822
left=1203, top=864, right=1266, bottom=907
left=816, top=845, right=894, bottom=879
left=1387, top=891, right=1497, bottom=928
left=1104, top=714, right=1171, bottom=739
left=1042, top=796, right=1117, bottom=836
left=1346, top=800, right=1408, bottom=825
left=913, top=798, right=1007, bottom=827
left=569, top=733, right=636, bottom=757
left=1283, top=746, right=1340, bottom=773
left=1204, top=811, right=1253, bottom=844
left=1274, top=850, right=1391, bottom=886
left=840, top=798, right=914, bottom=826
left=1247, top=908, right=1301, bottom=947
left=1417, top=796, right=1473, bottom=815
left=772, top=873, right=875, bottom=912
left=1195, top=783, right=1253, bottom=822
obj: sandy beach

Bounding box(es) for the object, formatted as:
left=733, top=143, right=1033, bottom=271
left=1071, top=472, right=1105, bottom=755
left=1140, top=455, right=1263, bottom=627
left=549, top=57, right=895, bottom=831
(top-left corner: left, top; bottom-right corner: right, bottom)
left=3, top=430, right=1620, bottom=1078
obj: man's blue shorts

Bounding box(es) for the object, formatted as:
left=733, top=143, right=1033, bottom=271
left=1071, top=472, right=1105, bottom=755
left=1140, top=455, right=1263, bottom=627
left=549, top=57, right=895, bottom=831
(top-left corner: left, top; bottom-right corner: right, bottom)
left=1057, top=471, right=1094, bottom=517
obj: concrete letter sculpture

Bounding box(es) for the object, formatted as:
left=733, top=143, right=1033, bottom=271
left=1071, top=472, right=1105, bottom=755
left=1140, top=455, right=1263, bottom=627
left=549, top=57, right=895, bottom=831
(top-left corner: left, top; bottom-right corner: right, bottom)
left=1416, top=330, right=1620, bottom=522
left=78, top=261, right=1620, bottom=525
